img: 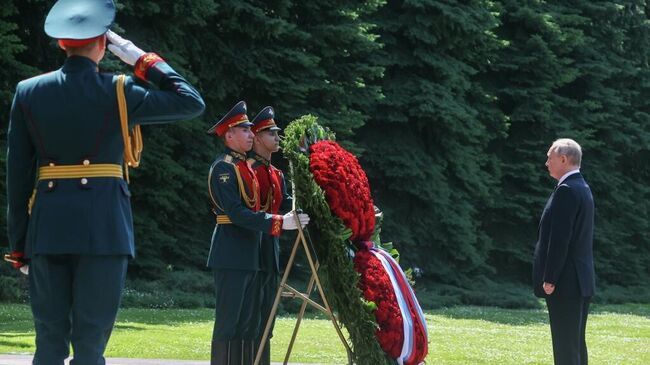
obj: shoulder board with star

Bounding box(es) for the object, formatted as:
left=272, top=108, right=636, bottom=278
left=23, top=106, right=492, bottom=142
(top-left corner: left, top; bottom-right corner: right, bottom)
left=221, top=154, right=236, bottom=165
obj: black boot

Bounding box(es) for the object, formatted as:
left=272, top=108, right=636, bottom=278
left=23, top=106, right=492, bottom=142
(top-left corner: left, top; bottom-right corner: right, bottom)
left=210, top=340, right=229, bottom=365
left=259, top=339, right=271, bottom=365
left=242, top=340, right=256, bottom=365
left=230, top=340, right=244, bottom=365
left=250, top=339, right=270, bottom=365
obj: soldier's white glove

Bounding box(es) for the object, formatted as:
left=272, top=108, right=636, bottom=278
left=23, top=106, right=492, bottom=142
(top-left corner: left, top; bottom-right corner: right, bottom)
left=281, top=212, right=310, bottom=230
left=20, top=265, right=29, bottom=276
left=106, top=30, right=145, bottom=66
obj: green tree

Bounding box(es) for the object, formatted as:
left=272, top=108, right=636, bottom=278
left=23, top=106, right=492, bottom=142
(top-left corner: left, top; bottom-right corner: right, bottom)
left=359, top=0, right=504, bottom=284
left=489, top=0, right=650, bottom=288
left=556, top=1, right=650, bottom=285
left=3, top=0, right=649, bottom=307
left=485, top=0, right=591, bottom=283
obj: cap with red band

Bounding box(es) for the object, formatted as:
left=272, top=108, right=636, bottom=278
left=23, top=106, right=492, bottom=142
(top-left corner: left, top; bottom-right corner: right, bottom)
left=57, top=36, right=104, bottom=49
left=207, top=101, right=254, bottom=136
left=251, top=106, right=281, bottom=134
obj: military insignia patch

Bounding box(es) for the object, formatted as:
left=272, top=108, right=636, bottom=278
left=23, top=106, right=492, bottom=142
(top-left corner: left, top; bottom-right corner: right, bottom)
left=219, top=173, right=230, bottom=183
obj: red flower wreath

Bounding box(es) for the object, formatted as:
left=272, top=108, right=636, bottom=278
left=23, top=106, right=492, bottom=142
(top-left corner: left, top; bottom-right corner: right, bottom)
left=353, top=249, right=404, bottom=358
left=309, top=140, right=375, bottom=244
left=306, top=136, right=427, bottom=364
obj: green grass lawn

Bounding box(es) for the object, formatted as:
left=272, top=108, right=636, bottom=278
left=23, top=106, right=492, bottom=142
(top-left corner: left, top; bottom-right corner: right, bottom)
left=1, top=303, right=649, bottom=364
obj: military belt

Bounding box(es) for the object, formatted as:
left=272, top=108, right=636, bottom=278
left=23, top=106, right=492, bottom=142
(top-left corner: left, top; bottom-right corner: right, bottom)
left=38, top=164, right=123, bottom=180
left=216, top=215, right=232, bottom=225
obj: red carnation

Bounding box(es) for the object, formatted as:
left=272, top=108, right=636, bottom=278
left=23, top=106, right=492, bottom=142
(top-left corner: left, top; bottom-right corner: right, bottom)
left=353, top=250, right=404, bottom=358
left=309, top=141, right=375, bottom=244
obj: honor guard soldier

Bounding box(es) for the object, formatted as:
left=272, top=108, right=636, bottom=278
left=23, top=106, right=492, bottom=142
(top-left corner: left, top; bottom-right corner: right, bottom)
left=5, top=0, right=205, bottom=364
left=248, top=106, right=293, bottom=365
left=206, top=101, right=308, bottom=365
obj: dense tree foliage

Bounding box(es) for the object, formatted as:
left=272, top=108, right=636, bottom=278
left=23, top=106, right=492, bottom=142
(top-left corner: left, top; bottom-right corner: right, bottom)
left=485, top=0, right=650, bottom=290
left=2, top=0, right=649, bottom=306
left=360, top=0, right=504, bottom=285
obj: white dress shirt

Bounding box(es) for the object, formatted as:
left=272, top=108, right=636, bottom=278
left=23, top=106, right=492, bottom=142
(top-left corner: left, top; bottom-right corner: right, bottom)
left=557, top=169, right=580, bottom=186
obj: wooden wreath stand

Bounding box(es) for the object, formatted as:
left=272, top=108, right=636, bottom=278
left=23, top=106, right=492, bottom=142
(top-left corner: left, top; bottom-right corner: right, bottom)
left=254, top=209, right=354, bottom=365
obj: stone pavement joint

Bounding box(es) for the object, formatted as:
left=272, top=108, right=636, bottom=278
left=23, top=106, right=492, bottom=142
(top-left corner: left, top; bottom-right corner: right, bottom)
left=0, top=354, right=341, bottom=365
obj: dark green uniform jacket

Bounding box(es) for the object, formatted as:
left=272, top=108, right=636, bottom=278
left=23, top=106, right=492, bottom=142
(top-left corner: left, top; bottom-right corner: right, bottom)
left=207, top=148, right=283, bottom=270
left=7, top=55, right=205, bottom=257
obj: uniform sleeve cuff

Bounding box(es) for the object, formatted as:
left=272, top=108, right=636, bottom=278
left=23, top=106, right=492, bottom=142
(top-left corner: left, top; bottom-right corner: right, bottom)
left=10, top=251, right=24, bottom=258
left=7, top=251, right=26, bottom=269
left=134, top=52, right=165, bottom=81
left=270, top=215, right=283, bottom=237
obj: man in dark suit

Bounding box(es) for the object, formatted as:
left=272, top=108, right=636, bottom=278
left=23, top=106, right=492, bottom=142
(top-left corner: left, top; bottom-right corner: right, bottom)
left=5, top=1, right=205, bottom=364
left=533, top=138, right=595, bottom=365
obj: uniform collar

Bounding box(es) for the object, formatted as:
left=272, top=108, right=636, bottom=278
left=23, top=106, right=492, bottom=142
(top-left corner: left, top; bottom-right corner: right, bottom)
left=249, top=151, right=271, bottom=167
left=225, top=147, right=247, bottom=162
left=62, top=56, right=98, bottom=73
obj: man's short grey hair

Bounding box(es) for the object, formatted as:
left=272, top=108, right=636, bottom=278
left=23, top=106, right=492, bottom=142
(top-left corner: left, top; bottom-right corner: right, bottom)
left=550, top=138, right=582, bottom=167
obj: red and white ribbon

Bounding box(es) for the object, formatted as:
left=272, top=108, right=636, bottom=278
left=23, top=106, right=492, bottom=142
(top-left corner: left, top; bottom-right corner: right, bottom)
left=371, top=248, right=428, bottom=365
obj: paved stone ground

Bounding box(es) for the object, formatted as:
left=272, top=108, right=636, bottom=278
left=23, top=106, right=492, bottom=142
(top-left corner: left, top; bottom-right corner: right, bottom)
left=0, top=354, right=337, bottom=365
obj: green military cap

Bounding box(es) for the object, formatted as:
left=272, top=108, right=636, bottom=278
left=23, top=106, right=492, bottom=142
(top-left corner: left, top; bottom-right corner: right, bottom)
left=45, top=0, right=115, bottom=40
left=207, top=101, right=254, bottom=136
left=251, top=106, right=281, bottom=134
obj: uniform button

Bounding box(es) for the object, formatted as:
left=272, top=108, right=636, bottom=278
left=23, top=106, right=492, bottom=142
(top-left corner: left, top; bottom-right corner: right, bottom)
left=81, top=178, right=88, bottom=185
left=49, top=162, right=55, bottom=167
left=48, top=181, right=54, bottom=188
left=83, top=159, right=90, bottom=166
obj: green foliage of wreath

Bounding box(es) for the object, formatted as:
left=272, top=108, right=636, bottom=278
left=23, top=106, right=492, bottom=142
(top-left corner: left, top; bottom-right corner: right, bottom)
left=282, top=115, right=394, bottom=365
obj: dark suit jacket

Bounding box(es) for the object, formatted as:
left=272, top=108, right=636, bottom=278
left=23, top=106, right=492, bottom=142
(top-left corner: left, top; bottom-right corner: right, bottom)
left=7, top=55, right=205, bottom=258
left=533, top=172, right=595, bottom=298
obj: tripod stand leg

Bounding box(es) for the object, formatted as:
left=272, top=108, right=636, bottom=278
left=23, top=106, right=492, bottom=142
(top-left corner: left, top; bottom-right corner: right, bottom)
left=254, top=233, right=302, bottom=365
left=283, top=269, right=318, bottom=364
left=299, top=228, right=354, bottom=363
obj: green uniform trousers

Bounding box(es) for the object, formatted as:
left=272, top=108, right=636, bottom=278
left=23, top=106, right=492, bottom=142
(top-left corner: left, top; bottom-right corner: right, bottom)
left=212, top=269, right=261, bottom=341
left=258, top=269, right=279, bottom=338
left=29, top=254, right=128, bottom=365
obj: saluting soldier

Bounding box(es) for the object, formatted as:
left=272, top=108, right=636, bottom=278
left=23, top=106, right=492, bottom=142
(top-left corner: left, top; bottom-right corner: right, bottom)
left=5, top=0, right=205, bottom=364
left=206, top=101, right=308, bottom=365
left=248, top=106, right=293, bottom=365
